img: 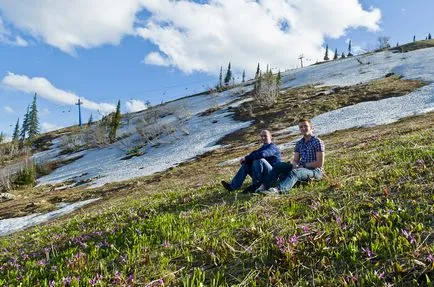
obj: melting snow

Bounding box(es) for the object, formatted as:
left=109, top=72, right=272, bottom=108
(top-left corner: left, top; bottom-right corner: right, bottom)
left=0, top=198, right=100, bottom=237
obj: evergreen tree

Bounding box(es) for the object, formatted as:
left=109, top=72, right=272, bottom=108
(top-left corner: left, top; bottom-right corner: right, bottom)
left=242, top=70, right=245, bottom=82
left=413, top=35, right=416, bottom=42
left=341, top=52, right=346, bottom=59
left=429, top=33, right=432, bottom=40
left=88, top=113, right=93, bottom=126
left=323, top=44, right=329, bottom=61
left=224, top=62, right=232, bottom=85
left=333, top=48, right=338, bottom=60
left=396, top=42, right=399, bottom=47
left=20, top=105, right=30, bottom=142
left=28, top=93, right=40, bottom=141
left=347, top=40, right=353, bottom=57
left=109, top=100, right=121, bottom=143
left=219, top=66, right=223, bottom=88
left=12, top=118, right=20, bottom=143
left=255, top=63, right=260, bottom=79
left=0, top=132, right=4, bottom=144
left=276, top=70, right=281, bottom=86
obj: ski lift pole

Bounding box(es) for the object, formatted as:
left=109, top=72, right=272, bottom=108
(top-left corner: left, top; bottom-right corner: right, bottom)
left=76, top=99, right=82, bottom=126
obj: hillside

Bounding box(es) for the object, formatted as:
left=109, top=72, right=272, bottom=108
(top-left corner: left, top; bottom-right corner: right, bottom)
left=0, top=46, right=433, bottom=286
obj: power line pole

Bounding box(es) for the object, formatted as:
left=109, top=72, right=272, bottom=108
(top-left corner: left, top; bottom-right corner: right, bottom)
left=76, top=99, right=82, bottom=127
left=298, top=54, right=304, bottom=68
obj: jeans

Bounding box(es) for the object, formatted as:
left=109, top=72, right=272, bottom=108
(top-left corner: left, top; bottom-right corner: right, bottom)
left=277, top=167, right=323, bottom=193
left=264, top=161, right=293, bottom=188
left=230, top=159, right=273, bottom=190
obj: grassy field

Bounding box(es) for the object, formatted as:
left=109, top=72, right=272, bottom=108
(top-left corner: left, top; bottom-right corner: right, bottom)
left=0, top=107, right=433, bottom=286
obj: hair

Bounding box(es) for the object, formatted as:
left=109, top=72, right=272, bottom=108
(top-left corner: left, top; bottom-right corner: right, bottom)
left=298, top=118, right=312, bottom=126
left=260, top=129, right=271, bottom=137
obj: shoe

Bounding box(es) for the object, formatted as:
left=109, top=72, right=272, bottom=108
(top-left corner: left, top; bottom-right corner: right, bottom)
left=242, top=182, right=261, bottom=194
left=254, top=184, right=266, bottom=193
left=260, top=187, right=280, bottom=196
left=221, top=180, right=234, bottom=192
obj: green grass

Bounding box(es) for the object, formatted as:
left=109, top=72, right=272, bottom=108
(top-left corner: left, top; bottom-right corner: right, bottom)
left=0, top=114, right=433, bottom=286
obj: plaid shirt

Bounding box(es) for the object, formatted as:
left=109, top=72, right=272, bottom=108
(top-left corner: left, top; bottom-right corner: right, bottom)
left=294, top=135, right=325, bottom=167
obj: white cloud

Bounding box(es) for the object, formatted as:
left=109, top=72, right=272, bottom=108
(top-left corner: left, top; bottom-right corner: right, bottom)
left=0, top=16, right=28, bottom=47
left=0, top=0, right=142, bottom=54
left=41, top=122, right=64, bottom=133
left=0, top=0, right=381, bottom=73
left=1, top=72, right=116, bottom=113
left=126, top=99, right=148, bottom=113
left=4, top=105, right=14, bottom=113
left=137, top=0, right=381, bottom=74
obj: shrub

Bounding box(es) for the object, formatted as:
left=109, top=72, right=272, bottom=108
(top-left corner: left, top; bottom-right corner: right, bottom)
left=254, top=71, right=280, bottom=107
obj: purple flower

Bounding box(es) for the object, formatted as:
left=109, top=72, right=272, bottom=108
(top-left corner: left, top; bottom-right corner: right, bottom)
left=162, top=240, right=170, bottom=248
left=401, top=229, right=410, bottom=238
left=427, top=254, right=434, bottom=263
left=289, top=235, right=298, bottom=245
left=37, top=259, right=46, bottom=267
left=362, top=247, right=375, bottom=258
left=49, top=280, right=56, bottom=287
left=335, top=216, right=341, bottom=225
left=62, top=276, right=72, bottom=284
left=300, top=225, right=310, bottom=233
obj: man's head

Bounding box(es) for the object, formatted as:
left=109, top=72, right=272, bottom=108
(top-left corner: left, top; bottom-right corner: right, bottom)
left=298, top=119, right=313, bottom=137
left=260, top=130, right=272, bottom=144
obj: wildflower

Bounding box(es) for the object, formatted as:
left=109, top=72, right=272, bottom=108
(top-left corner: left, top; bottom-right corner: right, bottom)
left=37, top=259, right=46, bottom=267
left=62, top=276, right=72, bottom=284
left=362, top=247, right=375, bottom=258
left=289, top=235, right=299, bottom=245
left=300, top=225, right=310, bottom=233
left=427, top=254, right=434, bottom=263
left=89, top=273, right=103, bottom=285
left=275, top=236, right=286, bottom=253
left=49, top=280, right=56, bottom=287
left=162, top=240, right=170, bottom=248
left=374, top=270, right=385, bottom=279
left=335, top=216, right=342, bottom=225
left=401, top=229, right=410, bottom=238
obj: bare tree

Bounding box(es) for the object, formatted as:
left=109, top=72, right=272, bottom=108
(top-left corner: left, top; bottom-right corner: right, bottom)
left=377, top=36, right=391, bottom=50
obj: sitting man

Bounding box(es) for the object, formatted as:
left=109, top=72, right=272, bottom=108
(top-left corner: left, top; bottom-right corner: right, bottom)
left=257, top=119, right=324, bottom=194
left=221, top=130, right=281, bottom=193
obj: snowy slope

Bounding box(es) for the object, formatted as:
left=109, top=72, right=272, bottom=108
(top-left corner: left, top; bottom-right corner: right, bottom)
left=34, top=48, right=434, bottom=188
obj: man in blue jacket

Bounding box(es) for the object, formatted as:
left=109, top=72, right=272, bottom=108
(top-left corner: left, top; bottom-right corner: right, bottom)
left=221, top=130, right=281, bottom=193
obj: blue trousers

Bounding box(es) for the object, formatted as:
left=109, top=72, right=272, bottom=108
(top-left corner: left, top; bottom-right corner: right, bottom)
left=230, top=159, right=273, bottom=190
left=265, top=162, right=323, bottom=193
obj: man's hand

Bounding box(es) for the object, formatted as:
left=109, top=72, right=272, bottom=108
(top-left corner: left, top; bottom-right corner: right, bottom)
left=240, top=157, right=246, bottom=164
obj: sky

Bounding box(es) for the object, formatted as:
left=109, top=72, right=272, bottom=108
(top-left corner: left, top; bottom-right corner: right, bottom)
left=0, top=0, right=433, bottom=138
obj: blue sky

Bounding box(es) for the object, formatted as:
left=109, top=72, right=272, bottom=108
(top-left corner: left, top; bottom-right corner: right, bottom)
left=0, top=0, right=433, bottom=138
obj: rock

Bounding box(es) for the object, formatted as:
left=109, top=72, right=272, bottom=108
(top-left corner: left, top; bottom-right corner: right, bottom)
left=0, top=192, right=15, bottom=201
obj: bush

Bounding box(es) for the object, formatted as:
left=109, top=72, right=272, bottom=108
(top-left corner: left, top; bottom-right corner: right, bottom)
left=13, top=163, right=36, bottom=187
left=254, top=71, right=280, bottom=107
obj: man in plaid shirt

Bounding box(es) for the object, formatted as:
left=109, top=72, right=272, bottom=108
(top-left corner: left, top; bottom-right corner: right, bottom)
left=257, top=119, right=325, bottom=194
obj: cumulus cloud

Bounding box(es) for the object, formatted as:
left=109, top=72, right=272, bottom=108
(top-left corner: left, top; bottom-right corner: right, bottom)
left=0, top=0, right=142, bottom=54
left=41, top=122, right=64, bottom=133
left=137, top=0, right=381, bottom=74
left=4, top=105, right=14, bottom=113
left=1, top=72, right=116, bottom=113
left=0, top=0, right=381, bottom=73
left=126, top=99, right=148, bottom=113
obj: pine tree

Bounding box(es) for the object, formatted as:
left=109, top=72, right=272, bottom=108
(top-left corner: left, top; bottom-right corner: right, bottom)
left=12, top=118, right=20, bottom=143
left=429, top=33, right=432, bottom=40
left=28, top=93, right=40, bottom=141
left=276, top=70, right=281, bottom=86
left=341, top=52, right=346, bottom=59
left=333, top=48, right=338, bottom=60
left=224, top=62, right=232, bottom=86
left=413, top=35, right=416, bottom=42
left=242, top=70, right=245, bottom=82
left=20, top=105, right=30, bottom=142
left=0, top=132, right=4, bottom=144
left=255, top=63, right=260, bottom=79
left=324, top=44, right=329, bottom=61
left=109, top=100, right=121, bottom=143
left=347, top=40, right=353, bottom=57
left=88, top=113, right=93, bottom=126
left=219, top=66, right=223, bottom=88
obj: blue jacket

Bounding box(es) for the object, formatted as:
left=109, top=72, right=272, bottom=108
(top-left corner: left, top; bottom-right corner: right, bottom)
left=245, top=142, right=281, bottom=167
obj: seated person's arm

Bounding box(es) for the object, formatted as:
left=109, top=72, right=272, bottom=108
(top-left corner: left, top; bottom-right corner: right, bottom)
left=304, top=151, right=324, bottom=169
left=291, top=152, right=300, bottom=166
